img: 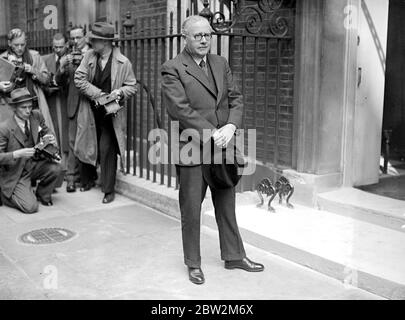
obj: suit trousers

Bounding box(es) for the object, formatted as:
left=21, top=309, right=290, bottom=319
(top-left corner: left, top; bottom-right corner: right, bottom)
left=1, top=159, right=62, bottom=214
left=92, top=111, right=119, bottom=194
left=176, top=165, right=246, bottom=268
left=66, top=111, right=80, bottom=183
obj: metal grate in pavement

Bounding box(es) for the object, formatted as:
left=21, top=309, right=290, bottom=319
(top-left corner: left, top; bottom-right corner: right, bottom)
left=19, top=228, right=76, bottom=245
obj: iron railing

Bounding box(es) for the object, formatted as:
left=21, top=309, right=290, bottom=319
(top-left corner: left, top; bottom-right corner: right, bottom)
left=0, top=0, right=296, bottom=192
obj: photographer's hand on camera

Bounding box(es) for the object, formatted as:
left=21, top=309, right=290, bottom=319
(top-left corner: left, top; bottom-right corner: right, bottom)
left=0, top=81, right=13, bottom=93
left=110, top=89, right=123, bottom=101
left=42, top=134, right=57, bottom=146
left=13, top=148, right=35, bottom=159
left=24, top=63, right=33, bottom=74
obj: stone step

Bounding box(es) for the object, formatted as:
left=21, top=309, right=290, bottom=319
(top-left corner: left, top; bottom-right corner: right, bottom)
left=317, top=188, right=405, bottom=232
left=203, top=193, right=405, bottom=300
left=116, top=173, right=405, bottom=299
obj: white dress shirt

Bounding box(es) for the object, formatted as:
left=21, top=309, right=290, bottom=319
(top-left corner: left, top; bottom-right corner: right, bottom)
left=14, top=115, right=30, bottom=135
left=98, top=49, right=112, bottom=70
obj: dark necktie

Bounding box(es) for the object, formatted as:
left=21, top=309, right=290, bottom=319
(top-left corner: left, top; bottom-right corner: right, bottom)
left=24, top=120, right=30, bottom=138
left=199, top=59, right=208, bottom=77
left=56, top=56, right=60, bottom=71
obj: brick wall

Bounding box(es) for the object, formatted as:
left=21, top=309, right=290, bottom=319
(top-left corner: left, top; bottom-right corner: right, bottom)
left=120, top=0, right=167, bottom=20
left=8, top=0, right=27, bottom=30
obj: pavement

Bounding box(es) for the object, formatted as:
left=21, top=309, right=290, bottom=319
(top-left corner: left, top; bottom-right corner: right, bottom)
left=0, top=183, right=383, bottom=300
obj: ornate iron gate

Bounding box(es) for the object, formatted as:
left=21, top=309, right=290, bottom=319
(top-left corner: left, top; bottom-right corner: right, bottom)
left=120, top=0, right=296, bottom=190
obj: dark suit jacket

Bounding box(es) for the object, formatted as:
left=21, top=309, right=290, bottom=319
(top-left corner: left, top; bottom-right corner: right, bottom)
left=0, top=110, right=52, bottom=198
left=55, top=61, right=81, bottom=119
left=161, top=50, right=243, bottom=166
left=42, top=53, right=69, bottom=152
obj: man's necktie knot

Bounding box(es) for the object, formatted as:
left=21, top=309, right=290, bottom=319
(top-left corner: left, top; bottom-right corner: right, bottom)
left=199, top=60, right=208, bottom=76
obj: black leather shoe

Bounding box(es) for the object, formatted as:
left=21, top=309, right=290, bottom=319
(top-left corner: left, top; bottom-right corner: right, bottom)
left=225, top=257, right=264, bottom=272
left=80, top=181, right=95, bottom=192
left=188, top=267, right=205, bottom=285
left=102, top=192, right=115, bottom=204
left=38, top=198, right=53, bottom=206
left=66, top=181, right=76, bottom=193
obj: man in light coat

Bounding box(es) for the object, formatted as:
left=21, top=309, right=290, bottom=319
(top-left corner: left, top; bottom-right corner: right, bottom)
left=74, top=22, right=137, bottom=204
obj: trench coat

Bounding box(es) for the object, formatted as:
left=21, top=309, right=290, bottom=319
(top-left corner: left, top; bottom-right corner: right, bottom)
left=73, top=47, right=137, bottom=168
left=0, top=50, right=55, bottom=135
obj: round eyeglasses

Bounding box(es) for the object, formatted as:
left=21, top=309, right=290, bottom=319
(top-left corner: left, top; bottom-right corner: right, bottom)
left=192, top=33, right=212, bottom=41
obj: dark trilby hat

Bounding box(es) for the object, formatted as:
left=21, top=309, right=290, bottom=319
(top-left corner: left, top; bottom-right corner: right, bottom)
left=201, top=141, right=247, bottom=190
left=8, top=87, right=37, bottom=105
left=88, top=22, right=118, bottom=40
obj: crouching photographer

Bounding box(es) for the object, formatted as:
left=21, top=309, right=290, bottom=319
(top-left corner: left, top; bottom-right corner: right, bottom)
left=0, top=88, right=62, bottom=214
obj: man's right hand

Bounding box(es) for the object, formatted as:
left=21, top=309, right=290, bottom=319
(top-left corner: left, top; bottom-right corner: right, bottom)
left=59, top=55, right=72, bottom=72
left=0, top=81, right=13, bottom=93
left=13, top=148, right=35, bottom=159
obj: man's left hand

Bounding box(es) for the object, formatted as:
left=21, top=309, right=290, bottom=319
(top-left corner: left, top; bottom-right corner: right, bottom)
left=43, top=134, right=57, bottom=146
left=24, top=63, right=33, bottom=74
left=214, top=124, right=236, bottom=148
left=110, top=89, right=123, bottom=101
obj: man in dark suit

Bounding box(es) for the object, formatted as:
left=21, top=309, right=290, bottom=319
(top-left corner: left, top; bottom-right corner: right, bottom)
left=162, top=15, right=264, bottom=285
left=56, top=26, right=92, bottom=193
left=0, top=88, right=62, bottom=214
left=42, top=33, right=69, bottom=159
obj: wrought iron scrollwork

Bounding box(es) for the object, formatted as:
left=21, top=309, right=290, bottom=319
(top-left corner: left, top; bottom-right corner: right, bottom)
left=204, top=0, right=292, bottom=37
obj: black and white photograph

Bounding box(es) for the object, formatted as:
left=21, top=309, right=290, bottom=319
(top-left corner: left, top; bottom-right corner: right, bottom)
left=0, top=0, right=403, bottom=306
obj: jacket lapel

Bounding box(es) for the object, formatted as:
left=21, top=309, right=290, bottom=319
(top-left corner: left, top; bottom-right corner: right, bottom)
left=30, top=114, right=40, bottom=144
left=50, top=54, right=57, bottom=74
left=207, top=54, right=223, bottom=106
left=111, top=48, right=118, bottom=87
left=111, top=48, right=126, bottom=89
left=181, top=50, right=217, bottom=99
left=88, top=53, right=97, bottom=82
left=11, top=117, right=27, bottom=147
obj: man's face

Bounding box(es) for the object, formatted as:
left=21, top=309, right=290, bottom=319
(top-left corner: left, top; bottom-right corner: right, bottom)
left=184, top=20, right=212, bottom=59
left=91, top=38, right=107, bottom=54
left=70, top=29, right=86, bottom=50
left=15, top=101, right=33, bottom=121
left=8, top=35, right=26, bottom=57
left=53, top=38, right=67, bottom=57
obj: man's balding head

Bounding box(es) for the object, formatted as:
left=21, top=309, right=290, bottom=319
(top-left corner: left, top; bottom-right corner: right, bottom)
left=181, top=15, right=212, bottom=36
left=182, top=16, right=213, bottom=59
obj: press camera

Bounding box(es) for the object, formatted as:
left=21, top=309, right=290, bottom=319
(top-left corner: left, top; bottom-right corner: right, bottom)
left=33, top=135, right=61, bottom=162
left=94, top=93, right=123, bottom=116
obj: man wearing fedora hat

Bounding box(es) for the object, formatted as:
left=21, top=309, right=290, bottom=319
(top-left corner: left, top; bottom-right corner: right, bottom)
left=0, top=87, right=62, bottom=213
left=74, top=22, right=137, bottom=204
